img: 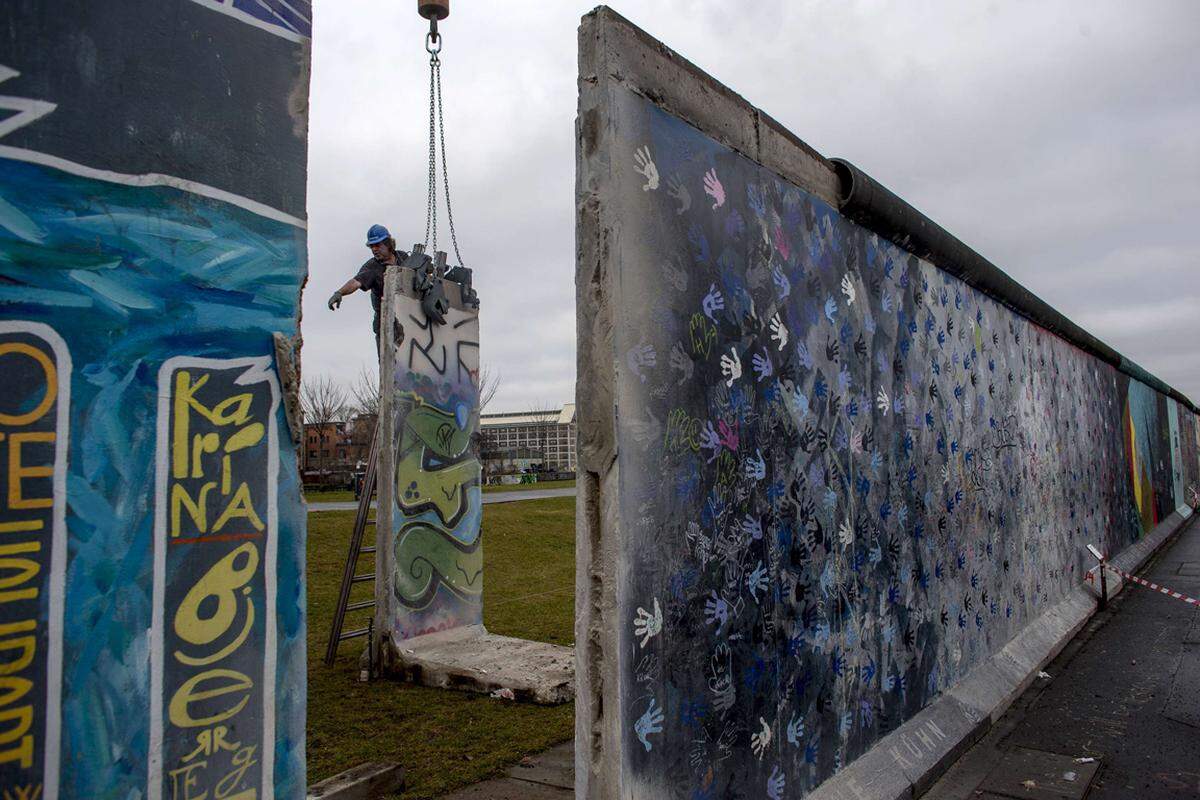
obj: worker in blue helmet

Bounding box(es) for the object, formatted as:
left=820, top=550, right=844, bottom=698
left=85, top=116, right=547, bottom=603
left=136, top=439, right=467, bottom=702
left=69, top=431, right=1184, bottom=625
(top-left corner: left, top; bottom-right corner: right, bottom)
left=327, top=224, right=409, bottom=348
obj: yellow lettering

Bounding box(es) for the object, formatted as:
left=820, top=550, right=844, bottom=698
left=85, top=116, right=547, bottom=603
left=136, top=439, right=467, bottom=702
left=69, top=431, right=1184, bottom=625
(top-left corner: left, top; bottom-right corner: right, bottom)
left=7, top=432, right=55, bottom=510
left=0, top=342, right=56, bottom=426
left=0, top=705, right=33, bottom=764
left=0, top=542, right=40, bottom=604
left=192, top=433, right=220, bottom=479
left=168, top=759, right=209, bottom=800
left=0, top=676, right=32, bottom=707
left=212, top=484, right=264, bottom=533
left=0, top=620, right=36, bottom=675
left=0, top=520, right=42, bottom=535
left=168, top=669, right=253, bottom=728
left=171, top=482, right=217, bottom=537
left=174, top=544, right=258, bottom=646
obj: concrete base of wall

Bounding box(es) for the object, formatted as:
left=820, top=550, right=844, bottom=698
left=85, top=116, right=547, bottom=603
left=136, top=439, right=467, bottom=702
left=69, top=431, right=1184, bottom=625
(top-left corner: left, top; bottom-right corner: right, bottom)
left=307, top=762, right=405, bottom=800
left=383, top=625, right=575, bottom=705
left=808, top=508, right=1195, bottom=800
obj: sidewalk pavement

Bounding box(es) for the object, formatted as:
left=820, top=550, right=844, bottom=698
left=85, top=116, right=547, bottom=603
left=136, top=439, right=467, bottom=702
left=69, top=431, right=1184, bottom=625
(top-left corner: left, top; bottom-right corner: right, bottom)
left=923, top=512, right=1200, bottom=800
left=439, top=741, right=573, bottom=800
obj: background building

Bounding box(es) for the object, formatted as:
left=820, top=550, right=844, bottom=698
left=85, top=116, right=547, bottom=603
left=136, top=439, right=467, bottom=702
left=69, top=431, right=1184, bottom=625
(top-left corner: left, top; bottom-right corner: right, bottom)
left=480, top=403, right=576, bottom=478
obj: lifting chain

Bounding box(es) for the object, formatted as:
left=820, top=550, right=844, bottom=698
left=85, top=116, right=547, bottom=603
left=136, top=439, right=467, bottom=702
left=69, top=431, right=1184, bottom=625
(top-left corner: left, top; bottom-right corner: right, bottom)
left=422, top=20, right=466, bottom=268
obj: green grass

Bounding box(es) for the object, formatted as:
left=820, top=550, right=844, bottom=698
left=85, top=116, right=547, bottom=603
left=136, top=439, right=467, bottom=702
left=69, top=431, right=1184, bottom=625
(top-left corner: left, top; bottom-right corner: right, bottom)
left=306, top=498, right=575, bottom=798
left=305, top=489, right=357, bottom=503
left=306, top=480, right=575, bottom=504
left=482, top=478, right=576, bottom=494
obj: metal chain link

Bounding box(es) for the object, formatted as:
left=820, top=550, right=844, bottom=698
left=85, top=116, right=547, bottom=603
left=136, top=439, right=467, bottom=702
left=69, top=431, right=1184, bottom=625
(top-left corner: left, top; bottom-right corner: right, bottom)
left=434, top=57, right=465, bottom=267
left=421, top=39, right=466, bottom=267
left=423, top=52, right=438, bottom=252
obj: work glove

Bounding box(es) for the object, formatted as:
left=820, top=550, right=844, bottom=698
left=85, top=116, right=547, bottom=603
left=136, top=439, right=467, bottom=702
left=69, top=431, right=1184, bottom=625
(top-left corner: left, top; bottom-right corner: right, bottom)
left=327, top=291, right=342, bottom=311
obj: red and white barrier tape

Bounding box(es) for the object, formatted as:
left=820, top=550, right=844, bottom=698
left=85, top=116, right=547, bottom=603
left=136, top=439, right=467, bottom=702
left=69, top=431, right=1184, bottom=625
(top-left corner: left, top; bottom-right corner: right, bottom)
left=1086, top=563, right=1199, bottom=606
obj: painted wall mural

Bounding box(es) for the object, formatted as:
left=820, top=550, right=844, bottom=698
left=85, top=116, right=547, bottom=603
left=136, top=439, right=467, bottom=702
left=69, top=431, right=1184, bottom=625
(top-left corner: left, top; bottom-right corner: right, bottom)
left=383, top=276, right=482, bottom=645
left=604, top=87, right=1199, bottom=798
left=0, top=2, right=309, bottom=798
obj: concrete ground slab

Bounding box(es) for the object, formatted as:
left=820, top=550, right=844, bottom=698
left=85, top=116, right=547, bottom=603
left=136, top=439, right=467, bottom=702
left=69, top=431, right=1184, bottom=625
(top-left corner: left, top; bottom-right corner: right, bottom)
left=388, top=625, right=574, bottom=704
left=1163, top=641, right=1200, bottom=728
left=505, top=742, right=574, bottom=789
left=440, top=777, right=571, bottom=800
left=976, top=748, right=1099, bottom=800
left=307, top=762, right=404, bottom=800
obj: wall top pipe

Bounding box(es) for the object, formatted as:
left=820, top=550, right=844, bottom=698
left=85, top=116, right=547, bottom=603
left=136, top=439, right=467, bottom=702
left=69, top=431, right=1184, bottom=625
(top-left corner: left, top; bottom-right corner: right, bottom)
left=831, top=158, right=1198, bottom=415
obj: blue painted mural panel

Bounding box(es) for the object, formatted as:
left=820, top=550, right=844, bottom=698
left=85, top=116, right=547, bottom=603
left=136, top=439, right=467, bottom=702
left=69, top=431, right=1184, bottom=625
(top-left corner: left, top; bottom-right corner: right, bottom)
left=604, top=87, right=1197, bottom=797
left=0, top=2, right=309, bottom=797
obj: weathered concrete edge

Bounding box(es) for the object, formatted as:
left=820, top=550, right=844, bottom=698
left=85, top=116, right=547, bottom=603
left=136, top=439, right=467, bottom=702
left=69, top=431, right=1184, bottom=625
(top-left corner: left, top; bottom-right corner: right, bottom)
left=809, top=509, right=1196, bottom=800
left=581, top=6, right=840, bottom=208
left=576, top=10, right=624, bottom=800
left=307, top=761, right=405, bottom=800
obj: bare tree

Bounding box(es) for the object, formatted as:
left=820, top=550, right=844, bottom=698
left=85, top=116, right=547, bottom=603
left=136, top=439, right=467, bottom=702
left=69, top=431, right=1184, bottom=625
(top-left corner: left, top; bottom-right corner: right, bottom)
left=529, top=400, right=560, bottom=473
left=300, top=374, right=349, bottom=478
left=350, top=361, right=380, bottom=418
left=478, top=365, right=501, bottom=412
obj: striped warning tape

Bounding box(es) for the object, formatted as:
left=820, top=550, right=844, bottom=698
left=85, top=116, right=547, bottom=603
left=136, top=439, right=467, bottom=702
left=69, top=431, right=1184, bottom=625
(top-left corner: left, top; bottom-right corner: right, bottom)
left=1094, top=564, right=1200, bottom=606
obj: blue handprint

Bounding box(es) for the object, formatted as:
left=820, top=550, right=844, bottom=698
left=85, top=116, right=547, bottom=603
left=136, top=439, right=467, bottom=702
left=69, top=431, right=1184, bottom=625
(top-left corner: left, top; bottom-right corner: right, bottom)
left=635, top=696, right=664, bottom=751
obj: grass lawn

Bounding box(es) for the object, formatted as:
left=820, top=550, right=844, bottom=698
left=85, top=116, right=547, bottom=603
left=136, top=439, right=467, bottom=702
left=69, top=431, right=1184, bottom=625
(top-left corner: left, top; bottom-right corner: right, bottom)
left=306, top=497, right=575, bottom=798
left=305, top=479, right=575, bottom=505
left=305, top=489, right=357, bottom=503
left=482, top=478, right=576, bottom=494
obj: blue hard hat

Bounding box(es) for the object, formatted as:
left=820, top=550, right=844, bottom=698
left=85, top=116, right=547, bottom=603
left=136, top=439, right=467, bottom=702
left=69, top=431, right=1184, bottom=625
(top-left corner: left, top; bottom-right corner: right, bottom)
left=365, top=224, right=391, bottom=245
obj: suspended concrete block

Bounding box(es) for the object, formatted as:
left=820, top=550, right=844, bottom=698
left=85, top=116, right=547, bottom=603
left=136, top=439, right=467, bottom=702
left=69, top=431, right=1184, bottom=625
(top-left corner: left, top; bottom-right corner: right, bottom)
left=0, top=1, right=310, bottom=797
left=374, top=261, right=573, bottom=704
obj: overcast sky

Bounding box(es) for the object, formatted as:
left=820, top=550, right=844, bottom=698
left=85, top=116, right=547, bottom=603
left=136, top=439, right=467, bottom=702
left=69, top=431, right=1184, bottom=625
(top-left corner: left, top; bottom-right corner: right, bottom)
left=305, top=1, right=1199, bottom=413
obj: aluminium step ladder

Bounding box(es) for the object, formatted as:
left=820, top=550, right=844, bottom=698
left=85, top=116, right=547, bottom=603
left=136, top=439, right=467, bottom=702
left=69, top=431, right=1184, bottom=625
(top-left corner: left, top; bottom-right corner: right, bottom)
left=324, top=423, right=381, bottom=666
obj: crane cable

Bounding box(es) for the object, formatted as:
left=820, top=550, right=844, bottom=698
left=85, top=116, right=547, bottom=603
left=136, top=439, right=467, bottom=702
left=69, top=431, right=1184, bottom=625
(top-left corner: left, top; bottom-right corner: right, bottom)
left=422, top=24, right=466, bottom=268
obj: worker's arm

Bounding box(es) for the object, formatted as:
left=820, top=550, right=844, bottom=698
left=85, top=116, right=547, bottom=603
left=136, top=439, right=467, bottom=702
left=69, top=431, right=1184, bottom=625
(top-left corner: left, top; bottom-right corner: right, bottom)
left=327, top=278, right=362, bottom=310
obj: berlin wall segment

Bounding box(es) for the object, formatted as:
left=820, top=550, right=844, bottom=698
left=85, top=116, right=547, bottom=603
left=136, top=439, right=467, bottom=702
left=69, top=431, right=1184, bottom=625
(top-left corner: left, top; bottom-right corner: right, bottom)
left=575, top=8, right=1200, bottom=799
left=0, top=2, right=311, bottom=798
left=376, top=265, right=483, bottom=652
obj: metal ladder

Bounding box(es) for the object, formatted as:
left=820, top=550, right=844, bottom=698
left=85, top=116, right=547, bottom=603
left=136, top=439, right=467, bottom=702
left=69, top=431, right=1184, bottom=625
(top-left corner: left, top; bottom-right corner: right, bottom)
left=324, top=424, right=381, bottom=666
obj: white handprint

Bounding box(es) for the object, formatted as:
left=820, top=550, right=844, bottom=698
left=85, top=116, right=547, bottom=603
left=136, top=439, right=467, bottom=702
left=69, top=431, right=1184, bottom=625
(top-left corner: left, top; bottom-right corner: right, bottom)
left=768, top=313, right=788, bottom=351
left=703, top=168, right=726, bottom=209
left=635, top=697, right=664, bottom=751
left=633, top=146, right=659, bottom=191
left=744, top=449, right=766, bottom=481
left=876, top=387, right=890, bottom=414
left=626, top=342, right=656, bottom=383
left=666, top=174, right=691, bottom=214
left=719, top=347, right=742, bottom=387
left=702, top=283, right=725, bottom=321
left=750, top=717, right=772, bottom=758
left=841, top=273, right=856, bottom=305
left=662, top=258, right=688, bottom=292
left=668, top=341, right=693, bottom=385
left=633, top=597, right=663, bottom=648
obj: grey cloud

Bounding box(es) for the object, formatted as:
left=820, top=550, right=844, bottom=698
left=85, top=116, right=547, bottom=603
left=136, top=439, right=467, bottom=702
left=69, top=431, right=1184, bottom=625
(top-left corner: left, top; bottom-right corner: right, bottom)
left=305, top=1, right=1199, bottom=409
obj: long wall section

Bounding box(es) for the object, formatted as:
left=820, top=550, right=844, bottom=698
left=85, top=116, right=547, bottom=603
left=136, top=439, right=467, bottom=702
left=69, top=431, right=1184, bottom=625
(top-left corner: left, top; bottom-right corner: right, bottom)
left=575, top=8, right=1199, bottom=799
